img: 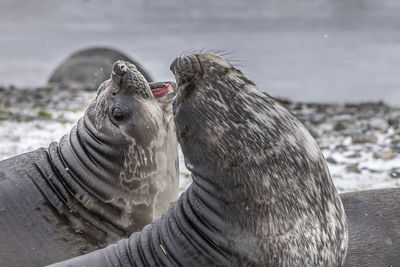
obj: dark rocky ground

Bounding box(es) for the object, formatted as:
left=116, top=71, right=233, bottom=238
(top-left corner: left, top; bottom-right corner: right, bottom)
left=0, top=86, right=399, bottom=192
left=283, top=100, right=400, bottom=191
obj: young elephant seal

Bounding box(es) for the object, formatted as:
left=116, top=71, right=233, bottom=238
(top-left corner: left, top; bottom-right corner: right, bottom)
left=0, top=61, right=178, bottom=267
left=50, top=53, right=348, bottom=267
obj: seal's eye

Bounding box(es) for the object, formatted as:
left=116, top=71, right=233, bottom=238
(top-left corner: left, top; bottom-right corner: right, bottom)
left=112, top=107, right=124, bottom=121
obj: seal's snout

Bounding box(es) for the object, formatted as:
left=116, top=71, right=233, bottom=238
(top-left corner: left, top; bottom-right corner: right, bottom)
left=113, top=61, right=128, bottom=75
left=170, top=55, right=203, bottom=85
left=170, top=55, right=204, bottom=113
left=111, top=60, right=129, bottom=85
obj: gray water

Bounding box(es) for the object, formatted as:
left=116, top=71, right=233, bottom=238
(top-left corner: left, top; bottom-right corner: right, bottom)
left=1, top=0, right=400, bottom=105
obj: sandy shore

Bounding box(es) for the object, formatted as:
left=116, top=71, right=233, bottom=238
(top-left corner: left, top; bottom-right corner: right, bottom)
left=0, top=86, right=399, bottom=193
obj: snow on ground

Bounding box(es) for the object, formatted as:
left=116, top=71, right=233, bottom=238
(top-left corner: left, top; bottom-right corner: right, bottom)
left=0, top=86, right=399, bottom=193
left=288, top=101, right=400, bottom=192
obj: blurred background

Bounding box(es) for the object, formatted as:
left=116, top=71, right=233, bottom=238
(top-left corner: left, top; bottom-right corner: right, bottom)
left=0, top=0, right=400, bottom=192
left=1, top=0, right=400, bottom=104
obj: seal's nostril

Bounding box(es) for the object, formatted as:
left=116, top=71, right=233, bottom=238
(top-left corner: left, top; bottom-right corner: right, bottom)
left=182, top=56, right=191, bottom=68
left=111, top=61, right=127, bottom=85
left=113, top=61, right=127, bottom=76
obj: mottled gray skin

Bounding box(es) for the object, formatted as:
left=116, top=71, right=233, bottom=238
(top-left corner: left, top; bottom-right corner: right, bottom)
left=50, top=53, right=348, bottom=267
left=341, top=188, right=400, bottom=267
left=0, top=61, right=178, bottom=267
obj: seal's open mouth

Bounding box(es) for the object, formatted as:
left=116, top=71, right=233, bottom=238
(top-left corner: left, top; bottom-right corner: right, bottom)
left=149, top=81, right=175, bottom=100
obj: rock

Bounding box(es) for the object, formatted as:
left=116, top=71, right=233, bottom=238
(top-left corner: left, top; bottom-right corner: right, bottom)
left=361, top=167, right=382, bottom=174
left=390, top=168, right=400, bottom=179
left=334, top=121, right=347, bottom=131
left=335, top=144, right=349, bottom=152
left=351, top=133, right=377, bottom=144
left=346, top=163, right=361, bottom=174
left=315, top=104, right=329, bottom=113
left=387, top=119, right=396, bottom=126
left=381, top=149, right=396, bottom=160
left=309, top=113, right=326, bottom=124
left=326, top=157, right=337, bottom=164
left=48, top=47, right=153, bottom=90
left=368, top=118, right=388, bottom=131
left=334, top=114, right=353, bottom=121
left=391, top=138, right=400, bottom=145
left=347, top=152, right=362, bottom=159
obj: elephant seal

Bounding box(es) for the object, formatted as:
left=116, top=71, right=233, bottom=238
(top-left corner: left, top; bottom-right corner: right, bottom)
left=0, top=60, right=178, bottom=266
left=341, top=188, right=400, bottom=267
left=50, top=52, right=348, bottom=267
left=48, top=47, right=153, bottom=89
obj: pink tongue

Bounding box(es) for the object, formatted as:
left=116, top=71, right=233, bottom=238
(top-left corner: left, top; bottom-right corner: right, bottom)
left=151, top=83, right=174, bottom=99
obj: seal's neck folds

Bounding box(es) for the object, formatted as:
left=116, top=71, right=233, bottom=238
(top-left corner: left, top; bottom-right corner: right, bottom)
left=45, top=111, right=156, bottom=239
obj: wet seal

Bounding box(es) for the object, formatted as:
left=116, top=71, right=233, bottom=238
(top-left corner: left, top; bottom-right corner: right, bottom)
left=49, top=53, right=348, bottom=267
left=0, top=60, right=178, bottom=266
left=341, top=188, right=400, bottom=267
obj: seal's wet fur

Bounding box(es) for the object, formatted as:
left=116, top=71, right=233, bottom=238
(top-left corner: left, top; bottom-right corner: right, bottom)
left=50, top=53, right=348, bottom=267
left=172, top=53, right=348, bottom=266
left=0, top=61, right=178, bottom=266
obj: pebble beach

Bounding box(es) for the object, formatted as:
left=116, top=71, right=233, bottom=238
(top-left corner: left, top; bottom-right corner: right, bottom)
left=1, top=85, right=398, bottom=193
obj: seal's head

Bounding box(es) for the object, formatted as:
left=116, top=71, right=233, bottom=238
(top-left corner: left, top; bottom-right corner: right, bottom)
left=170, top=53, right=261, bottom=176
left=171, top=53, right=348, bottom=266
left=93, top=60, right=175, bottom=146
left=80, top=60, right=178, bottom=232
